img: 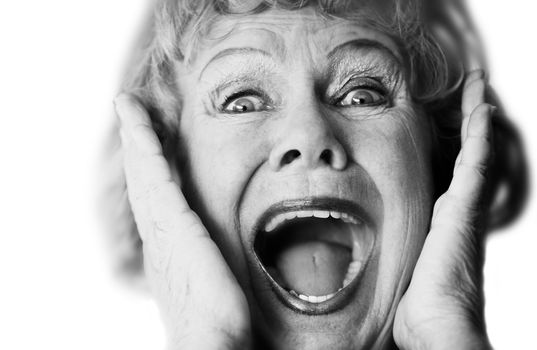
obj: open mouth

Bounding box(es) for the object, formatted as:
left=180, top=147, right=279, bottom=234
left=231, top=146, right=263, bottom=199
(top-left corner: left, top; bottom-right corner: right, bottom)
left=253, top=198, right=375, bottom=314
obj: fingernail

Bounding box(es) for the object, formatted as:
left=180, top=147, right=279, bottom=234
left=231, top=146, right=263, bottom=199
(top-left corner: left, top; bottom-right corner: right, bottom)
left=468, top=68, right=485, bottom=79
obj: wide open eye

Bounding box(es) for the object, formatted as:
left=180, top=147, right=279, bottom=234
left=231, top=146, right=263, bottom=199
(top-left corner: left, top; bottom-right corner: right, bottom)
left=337, top=88, right=386, bottom=107
left=222, top=91, right=272, bottom=114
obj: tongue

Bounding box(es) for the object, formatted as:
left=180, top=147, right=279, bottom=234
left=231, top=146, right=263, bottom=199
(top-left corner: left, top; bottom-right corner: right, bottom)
left=274, top=240, right=351, bottom=296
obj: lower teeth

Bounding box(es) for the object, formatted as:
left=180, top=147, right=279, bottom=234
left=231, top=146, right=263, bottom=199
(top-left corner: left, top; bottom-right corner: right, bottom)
left=294, top=291, right=336, bottom=303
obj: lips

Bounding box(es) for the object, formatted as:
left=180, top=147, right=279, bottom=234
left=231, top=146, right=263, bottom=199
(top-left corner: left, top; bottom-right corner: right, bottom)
left=252, top=197, right=376, bottom=314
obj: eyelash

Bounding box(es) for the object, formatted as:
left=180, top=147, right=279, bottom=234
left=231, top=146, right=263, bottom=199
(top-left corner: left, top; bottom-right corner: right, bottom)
left=332, top=78, right=388, bottom=106
left=216, top=77, right=389, bottom=114
left=222, top=89, right=264, bottom=105
left=218, top=89, right=273, bottom=113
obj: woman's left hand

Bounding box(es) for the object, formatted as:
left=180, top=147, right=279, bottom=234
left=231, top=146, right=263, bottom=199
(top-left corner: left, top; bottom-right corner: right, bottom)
left=393, top=70, right=494, bottom=350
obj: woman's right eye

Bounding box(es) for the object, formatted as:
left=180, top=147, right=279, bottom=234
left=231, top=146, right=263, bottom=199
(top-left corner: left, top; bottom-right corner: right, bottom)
left=221, top=92, right=272, bottom=114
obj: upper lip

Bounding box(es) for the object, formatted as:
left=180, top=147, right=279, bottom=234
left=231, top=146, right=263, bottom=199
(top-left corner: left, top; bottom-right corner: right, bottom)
left=252, top=196, right=373, bottom=240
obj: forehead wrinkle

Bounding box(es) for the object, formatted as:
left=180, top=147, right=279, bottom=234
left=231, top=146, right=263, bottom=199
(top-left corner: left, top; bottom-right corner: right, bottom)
left=193, top=25, right=287, bottom=79
left=201, top=23, right=287, bottom=59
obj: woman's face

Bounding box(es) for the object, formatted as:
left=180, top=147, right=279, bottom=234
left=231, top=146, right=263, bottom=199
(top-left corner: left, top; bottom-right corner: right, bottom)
left=176, top=7, right=434, bottom=349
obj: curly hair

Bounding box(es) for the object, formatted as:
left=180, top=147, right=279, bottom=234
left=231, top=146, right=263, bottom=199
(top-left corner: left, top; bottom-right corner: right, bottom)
left=103, top=0, right=528, bottom=279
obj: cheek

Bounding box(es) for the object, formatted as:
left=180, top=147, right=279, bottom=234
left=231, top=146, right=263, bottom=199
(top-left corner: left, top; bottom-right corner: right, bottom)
left=180, top=117, right=270, bottom=227
left=345, top=109, right=433, bottom=200
left=380, top=112, right=434, bottom=260
left=179, top=116, right=271, bottom=283
left=375, top=113, right=432, bottom=202
left=344, top=108, right=434, bottom=294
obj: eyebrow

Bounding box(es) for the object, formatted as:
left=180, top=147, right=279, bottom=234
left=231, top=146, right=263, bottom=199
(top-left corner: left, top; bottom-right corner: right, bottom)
left=199, top=47, right=273, bottom=80
left=198, top=38, right=402, bottom=82
left=327, top=39, right=402, bottom=66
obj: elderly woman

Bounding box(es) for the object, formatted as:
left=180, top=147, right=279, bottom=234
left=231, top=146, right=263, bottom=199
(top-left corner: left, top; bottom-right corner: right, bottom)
left=109, top=0, right=527, bottom=349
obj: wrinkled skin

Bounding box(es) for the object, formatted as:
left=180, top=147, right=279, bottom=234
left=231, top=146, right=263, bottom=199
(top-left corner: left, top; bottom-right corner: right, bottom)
left=115, top=8, right=493, bottom=350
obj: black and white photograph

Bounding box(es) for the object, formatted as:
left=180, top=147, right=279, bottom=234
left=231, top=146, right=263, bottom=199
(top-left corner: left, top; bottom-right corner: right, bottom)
left=1, top=1, right=535, bottom=349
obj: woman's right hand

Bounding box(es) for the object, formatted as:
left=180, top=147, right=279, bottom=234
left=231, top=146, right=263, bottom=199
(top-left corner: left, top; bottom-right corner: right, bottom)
left=115, top=94, right=251, bottom=350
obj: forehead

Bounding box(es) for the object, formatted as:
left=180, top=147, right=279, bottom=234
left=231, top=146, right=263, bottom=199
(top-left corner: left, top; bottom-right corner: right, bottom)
left=185, top=7, right=402, bottom=71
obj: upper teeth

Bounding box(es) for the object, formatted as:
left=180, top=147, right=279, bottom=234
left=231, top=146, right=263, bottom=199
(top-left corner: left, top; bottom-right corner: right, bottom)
left=264, top=209, right=361, bottom=232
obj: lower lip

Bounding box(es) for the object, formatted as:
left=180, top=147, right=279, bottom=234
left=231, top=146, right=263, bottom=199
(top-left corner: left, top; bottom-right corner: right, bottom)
left=254, top=252, right=370, bottom=315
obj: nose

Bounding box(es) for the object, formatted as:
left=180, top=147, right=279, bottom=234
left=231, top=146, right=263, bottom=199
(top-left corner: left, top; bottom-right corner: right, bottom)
left=268, top=103, right=348, bottom=172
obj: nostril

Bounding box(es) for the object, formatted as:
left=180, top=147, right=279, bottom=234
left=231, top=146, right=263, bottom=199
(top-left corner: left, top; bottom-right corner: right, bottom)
left=320, top=149, right=333, bottom=165
left=281, top=149, right=301, bottom=166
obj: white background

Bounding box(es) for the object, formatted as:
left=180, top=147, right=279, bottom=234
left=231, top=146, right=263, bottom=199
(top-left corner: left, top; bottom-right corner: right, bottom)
left=0, top=1, right=534, bottom=349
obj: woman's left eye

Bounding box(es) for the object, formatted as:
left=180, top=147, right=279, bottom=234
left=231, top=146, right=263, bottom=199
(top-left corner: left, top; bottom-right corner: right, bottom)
left=222, top=94, right=270, bottom=114
left=337, top=88, right=386, bottom=107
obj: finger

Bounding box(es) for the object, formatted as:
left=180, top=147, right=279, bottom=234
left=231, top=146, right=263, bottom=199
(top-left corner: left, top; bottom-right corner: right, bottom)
left=448, top=103, right=493, bottom=208
left=463, top=69, right=485, bottom=90
left=461, top=71, right=486, bottom=142
left=114, top=94, right=208, bottom=244
left=114, top=96, right=155, bottom=239
left=115, top=94, right=165, bottom=159
left=454, top=73, right=485, bottom=171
